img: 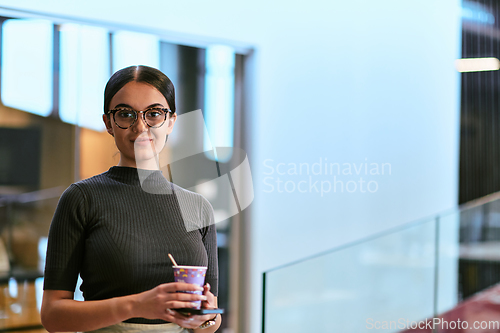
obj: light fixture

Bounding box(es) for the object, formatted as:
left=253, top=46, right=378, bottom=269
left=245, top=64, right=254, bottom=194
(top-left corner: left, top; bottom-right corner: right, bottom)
left=455, top=57, right=500, bottom=73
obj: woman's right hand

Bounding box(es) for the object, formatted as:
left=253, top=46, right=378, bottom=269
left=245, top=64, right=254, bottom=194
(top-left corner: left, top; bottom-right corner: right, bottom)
left=132, top=282, right=206, bottom=320
left=41, top=283, right=206, bottom=332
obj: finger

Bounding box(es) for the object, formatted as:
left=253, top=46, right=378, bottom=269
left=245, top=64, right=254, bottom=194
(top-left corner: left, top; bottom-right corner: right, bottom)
left=169, top=311, right=211, bottom=321
left=179, top=314, right=209, bottom=328
left=202, top=287, right=214, bottom=298
left=165, top=300, right=202, bottom=309
left=162, top=282, right=204, bottom=293
left=165, top=310, right=206, bottom=329
left=201, top=302, right=216, bottom=310
left=166, top=309, right=193, bottom=320
left=181, top=318, right=202, bottom=329
left=201, top=302, right=215, bottom=309
left=192, top=313, right=215, bottom=322
left=170, top=310, right=213, bottom=320
left=167, top=293, right=207, bottom=302
left=200, top=291, right=215, bottom=307
left=202, top=289, right=214, bottom=298
left=165, top=311, right=199, bottom=329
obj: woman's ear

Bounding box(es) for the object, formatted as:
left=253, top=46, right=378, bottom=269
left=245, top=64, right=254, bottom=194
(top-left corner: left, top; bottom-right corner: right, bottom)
left=165, top=113, right=177, bottom=134
left=102, top=114, right=114, bottom=137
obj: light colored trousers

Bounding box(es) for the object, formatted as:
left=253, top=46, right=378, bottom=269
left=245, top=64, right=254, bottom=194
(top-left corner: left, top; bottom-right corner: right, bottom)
left=85, top=322, right=190, bottom=333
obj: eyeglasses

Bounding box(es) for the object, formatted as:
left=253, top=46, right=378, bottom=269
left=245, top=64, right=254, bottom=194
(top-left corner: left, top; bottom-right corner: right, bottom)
left=107, top=107, right=173, bottom=129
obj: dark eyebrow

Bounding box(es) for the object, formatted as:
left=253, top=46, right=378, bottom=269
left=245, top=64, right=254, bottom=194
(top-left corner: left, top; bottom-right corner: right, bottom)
left=146, top=103, right=165, bottom=108
left=112, top=103, right=166, bottom=109
left=112, top=104, right=133, bottom=109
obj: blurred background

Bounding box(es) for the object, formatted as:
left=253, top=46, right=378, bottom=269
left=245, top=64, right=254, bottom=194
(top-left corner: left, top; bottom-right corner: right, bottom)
left=1, top=0, right=500, bottom=332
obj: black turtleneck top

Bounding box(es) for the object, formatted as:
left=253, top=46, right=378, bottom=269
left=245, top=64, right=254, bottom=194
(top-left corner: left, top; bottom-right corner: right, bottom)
left=43, top=166, right=218, bottom=324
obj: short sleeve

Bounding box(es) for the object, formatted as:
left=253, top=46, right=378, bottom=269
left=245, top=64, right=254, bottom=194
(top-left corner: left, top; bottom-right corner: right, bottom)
left=43, top=184, right=87, bottom=291
left=200, top=197, right=219, bottom=297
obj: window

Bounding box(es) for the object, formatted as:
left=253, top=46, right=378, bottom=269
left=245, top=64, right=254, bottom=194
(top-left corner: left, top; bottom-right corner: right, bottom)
left=59, top=23, right=110, bottom=131
left=204, top=45, right=235, bottom=162
left=112, top=31, right=160, bottom=71
left=1, top=19, right=53, bottom=116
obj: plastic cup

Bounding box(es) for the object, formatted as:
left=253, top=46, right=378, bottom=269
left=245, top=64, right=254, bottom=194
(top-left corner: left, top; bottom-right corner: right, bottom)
left=173, top=265, right=207, bottom=309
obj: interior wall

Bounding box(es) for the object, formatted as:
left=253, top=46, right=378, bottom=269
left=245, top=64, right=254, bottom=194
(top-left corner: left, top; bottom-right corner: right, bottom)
left=0, top=1, right=462, bottom=333
left=0, top=105, right=74, bottom=191
left=80, top=127, right=118, bottom=180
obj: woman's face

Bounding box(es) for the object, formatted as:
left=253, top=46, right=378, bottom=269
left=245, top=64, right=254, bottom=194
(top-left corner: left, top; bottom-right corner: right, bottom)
left=102, top=81, right=176, bottom=169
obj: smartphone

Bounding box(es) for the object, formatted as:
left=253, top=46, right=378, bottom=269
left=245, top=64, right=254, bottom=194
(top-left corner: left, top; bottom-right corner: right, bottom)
left=175, top=308, right=224, bottom=316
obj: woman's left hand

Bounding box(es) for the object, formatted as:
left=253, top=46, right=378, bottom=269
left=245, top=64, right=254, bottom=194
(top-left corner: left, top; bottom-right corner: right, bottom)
left=165, top=283, right=218, bottom=329
left=200, top=283, right=216, bottom=309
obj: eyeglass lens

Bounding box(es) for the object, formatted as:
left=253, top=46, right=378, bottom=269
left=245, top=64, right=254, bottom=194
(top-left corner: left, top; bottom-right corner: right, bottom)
left=114, top=108, right=168, bottom=128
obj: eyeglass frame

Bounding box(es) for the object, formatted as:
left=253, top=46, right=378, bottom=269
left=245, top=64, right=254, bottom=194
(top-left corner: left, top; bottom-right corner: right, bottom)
left=106, top=107, right=174, bottom=129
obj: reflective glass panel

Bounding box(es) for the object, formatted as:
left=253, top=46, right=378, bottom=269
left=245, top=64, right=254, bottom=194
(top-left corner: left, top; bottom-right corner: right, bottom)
left=264, top=219, right=436, bottom=332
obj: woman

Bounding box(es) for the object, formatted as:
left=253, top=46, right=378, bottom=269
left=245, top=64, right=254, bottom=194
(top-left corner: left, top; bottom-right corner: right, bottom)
left=41, top=65, right=221, bottom=333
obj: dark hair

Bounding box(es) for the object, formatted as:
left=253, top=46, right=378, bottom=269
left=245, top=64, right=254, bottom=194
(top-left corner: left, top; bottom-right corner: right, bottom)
left=103, top=65, right=176, bottom=114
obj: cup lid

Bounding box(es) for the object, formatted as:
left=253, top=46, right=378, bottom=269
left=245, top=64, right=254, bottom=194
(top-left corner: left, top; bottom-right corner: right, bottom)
left=173, top=265, right=207, bottom=269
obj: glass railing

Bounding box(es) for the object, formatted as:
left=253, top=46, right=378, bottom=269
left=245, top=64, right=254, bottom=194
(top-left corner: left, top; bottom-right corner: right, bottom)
left=0, top=187, right=62, bottom=332
left=262, top=193, right=500, bottom=332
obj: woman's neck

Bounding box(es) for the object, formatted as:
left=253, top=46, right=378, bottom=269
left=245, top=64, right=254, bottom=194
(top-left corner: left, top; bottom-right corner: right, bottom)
left=118, top=157, right=160, bottom=170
